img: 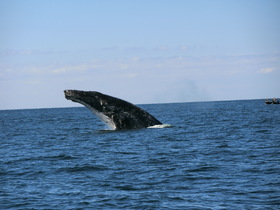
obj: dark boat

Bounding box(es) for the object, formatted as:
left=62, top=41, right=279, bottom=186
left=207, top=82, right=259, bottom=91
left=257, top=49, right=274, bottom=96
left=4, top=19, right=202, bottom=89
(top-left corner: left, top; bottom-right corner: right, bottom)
left=265, top=98, right=279, bottom=104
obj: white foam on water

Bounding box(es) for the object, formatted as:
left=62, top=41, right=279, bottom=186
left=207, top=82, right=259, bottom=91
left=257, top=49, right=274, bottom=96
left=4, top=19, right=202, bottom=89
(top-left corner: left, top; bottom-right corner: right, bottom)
left=148, top=124, right=173, bottom=129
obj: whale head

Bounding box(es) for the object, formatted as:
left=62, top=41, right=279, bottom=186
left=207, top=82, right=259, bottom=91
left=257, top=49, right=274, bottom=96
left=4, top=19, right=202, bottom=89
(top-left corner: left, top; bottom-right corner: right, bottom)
left=64, top=90, right=105, bottom=112
left=64, top=90, right=118, bottom=129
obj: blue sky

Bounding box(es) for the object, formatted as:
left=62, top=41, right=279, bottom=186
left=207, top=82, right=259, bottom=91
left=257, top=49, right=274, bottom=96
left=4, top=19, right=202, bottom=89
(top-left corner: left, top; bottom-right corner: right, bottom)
left=1, top=0, right=280, bottom=109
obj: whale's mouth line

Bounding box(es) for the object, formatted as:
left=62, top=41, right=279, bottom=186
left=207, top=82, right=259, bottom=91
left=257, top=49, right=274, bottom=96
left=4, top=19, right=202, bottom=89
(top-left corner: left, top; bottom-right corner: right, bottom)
left=64, top=90, right=80, bottom=103
left=64, top=90, right=73, bottom=100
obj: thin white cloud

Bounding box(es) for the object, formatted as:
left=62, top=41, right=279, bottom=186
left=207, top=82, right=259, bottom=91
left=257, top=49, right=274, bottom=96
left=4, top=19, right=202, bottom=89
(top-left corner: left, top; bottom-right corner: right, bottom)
left=124, top=73, right=138, bottom=78
left=155, top=46, right=168, bottom=51
left=260, top=68, right=275, bottom=74
left=25, top=80, right=41, bottom=85
left=51, top=64, right=90, bottom=74
left=1, top=50, right=280, bottom=109
left=178, top=45, right=188, bottom=50
left=0, top=50, right=33, bottom=57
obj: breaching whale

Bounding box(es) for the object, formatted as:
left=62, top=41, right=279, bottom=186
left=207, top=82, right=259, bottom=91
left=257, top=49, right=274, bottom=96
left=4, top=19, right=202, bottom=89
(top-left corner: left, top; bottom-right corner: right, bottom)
left=64, top=90, right=162, bottom=130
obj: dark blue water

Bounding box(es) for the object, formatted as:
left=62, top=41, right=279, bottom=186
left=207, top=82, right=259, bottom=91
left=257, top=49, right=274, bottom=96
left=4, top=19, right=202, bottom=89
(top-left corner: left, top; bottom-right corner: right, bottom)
left=1, top=100, right=279, bottom=209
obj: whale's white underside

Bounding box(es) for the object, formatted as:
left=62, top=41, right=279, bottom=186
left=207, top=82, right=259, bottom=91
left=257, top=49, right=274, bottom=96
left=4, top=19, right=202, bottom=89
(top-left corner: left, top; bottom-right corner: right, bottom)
left=73, top=98, right=117, bottom=130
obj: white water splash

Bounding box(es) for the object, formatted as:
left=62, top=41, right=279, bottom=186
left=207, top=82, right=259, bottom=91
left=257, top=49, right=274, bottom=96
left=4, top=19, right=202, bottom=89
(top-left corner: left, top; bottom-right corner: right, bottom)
left=148, top=124, right=173, bottom=129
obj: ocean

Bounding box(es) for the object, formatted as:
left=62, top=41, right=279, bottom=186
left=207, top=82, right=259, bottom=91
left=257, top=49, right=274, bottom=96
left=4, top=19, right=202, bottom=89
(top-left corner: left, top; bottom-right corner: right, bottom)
left=1, top=99, right=279, bottom=209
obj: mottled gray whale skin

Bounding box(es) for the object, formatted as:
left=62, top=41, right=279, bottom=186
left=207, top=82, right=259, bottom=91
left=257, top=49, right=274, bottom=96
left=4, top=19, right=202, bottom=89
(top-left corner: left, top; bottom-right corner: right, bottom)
left=64, top=90, right=162, bottom=130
